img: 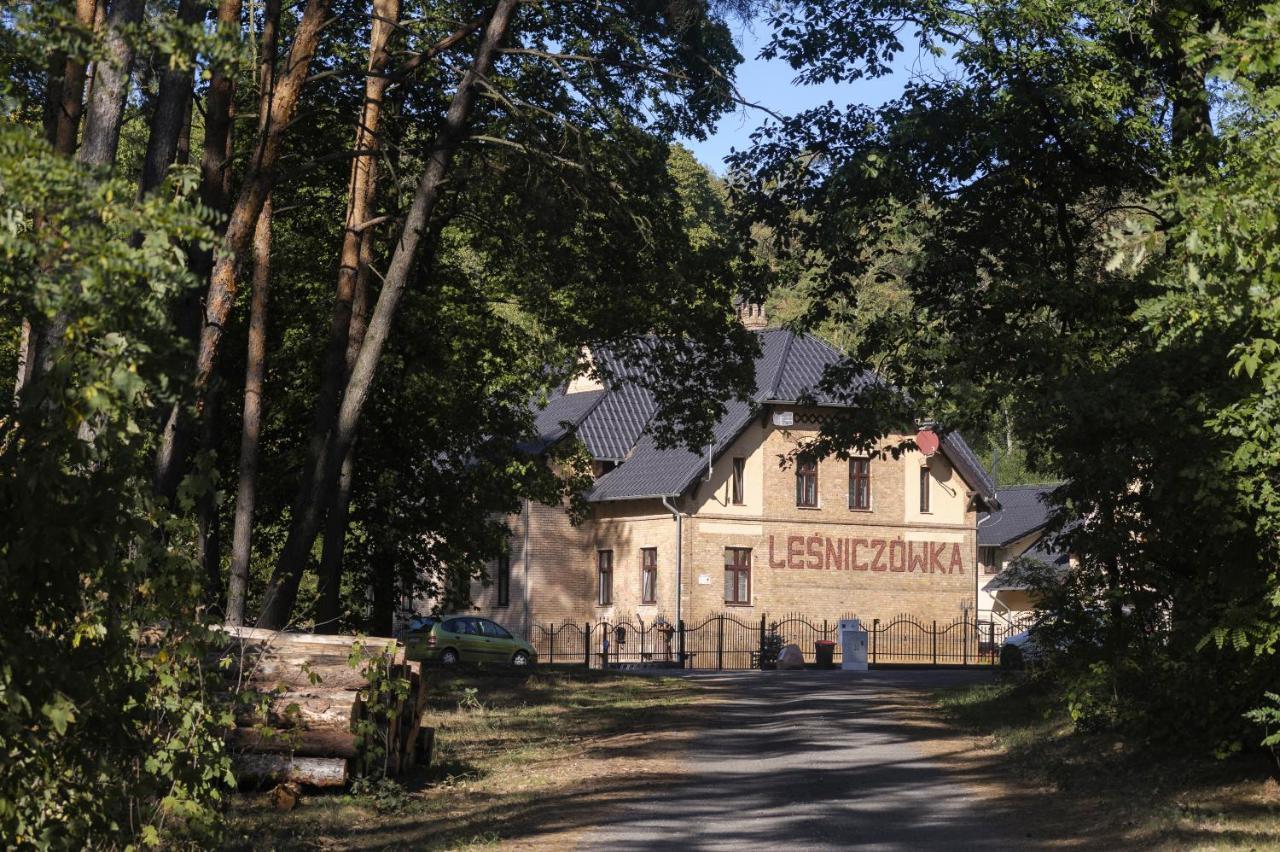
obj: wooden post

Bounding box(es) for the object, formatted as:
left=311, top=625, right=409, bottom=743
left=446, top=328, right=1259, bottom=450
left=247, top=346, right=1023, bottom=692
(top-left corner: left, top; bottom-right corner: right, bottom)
left=716, top=614, right=724, bottom=671
left=932, top=620, right=938, bottom=666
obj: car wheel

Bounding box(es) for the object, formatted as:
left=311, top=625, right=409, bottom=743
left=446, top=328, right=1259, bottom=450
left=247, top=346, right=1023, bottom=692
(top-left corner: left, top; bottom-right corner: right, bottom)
left=1000, top=644, right=1025, bottom=670
left=512, top=650, right=531, bottom=667
left=440, top=648, right=460, bottom=665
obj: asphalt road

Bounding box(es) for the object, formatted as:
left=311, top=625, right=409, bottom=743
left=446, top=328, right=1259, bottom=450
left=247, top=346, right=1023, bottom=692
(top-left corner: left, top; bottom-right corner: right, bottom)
left=580, top=669, right=1041, bottom=851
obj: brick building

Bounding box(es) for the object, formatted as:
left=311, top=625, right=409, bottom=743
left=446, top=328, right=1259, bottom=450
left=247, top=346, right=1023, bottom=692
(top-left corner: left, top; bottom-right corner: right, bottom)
left=470, top=326, right=1001, bottom=638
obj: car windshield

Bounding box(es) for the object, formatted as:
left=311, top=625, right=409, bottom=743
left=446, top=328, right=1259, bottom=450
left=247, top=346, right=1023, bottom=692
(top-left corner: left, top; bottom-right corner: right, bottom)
left=478, top=619, right=511, bottom=639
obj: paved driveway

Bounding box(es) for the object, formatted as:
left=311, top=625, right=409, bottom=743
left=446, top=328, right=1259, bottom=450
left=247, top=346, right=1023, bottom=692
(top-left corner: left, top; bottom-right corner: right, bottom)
left=581, top=669, right=1041, bottom=851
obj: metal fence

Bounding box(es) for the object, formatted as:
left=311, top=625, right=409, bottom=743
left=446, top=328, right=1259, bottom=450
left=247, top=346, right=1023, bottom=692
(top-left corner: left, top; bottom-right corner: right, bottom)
left=530, top=612, right=1036, bottom=670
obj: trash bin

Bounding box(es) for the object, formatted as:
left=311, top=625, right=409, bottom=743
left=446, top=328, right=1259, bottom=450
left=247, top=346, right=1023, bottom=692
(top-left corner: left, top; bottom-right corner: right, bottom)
left=815, top=639, right=836, bottom=669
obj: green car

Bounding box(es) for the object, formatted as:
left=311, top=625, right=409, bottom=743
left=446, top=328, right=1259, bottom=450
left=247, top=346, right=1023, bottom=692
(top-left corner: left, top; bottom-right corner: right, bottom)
left=403, top=615, right=537, bottom=667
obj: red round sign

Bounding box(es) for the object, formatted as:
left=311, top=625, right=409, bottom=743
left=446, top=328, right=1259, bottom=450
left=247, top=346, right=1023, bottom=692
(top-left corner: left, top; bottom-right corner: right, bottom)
left=915, top=428, right=940, bottom=457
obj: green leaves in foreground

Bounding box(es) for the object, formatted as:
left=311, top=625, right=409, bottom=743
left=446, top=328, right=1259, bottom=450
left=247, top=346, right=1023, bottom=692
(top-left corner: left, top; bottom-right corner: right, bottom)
left=0, top=122, right=230, bottom=848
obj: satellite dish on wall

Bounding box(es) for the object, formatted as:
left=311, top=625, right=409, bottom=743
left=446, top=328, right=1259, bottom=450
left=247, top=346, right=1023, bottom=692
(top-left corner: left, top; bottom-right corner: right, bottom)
left=915, top=427, right=941, bottom=457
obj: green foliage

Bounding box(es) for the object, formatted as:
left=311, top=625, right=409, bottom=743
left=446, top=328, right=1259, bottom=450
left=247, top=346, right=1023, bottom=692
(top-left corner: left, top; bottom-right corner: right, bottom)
left=761, top=625, right=785, bottom=665
left=735, top=0, right=1280, bottom=753
left=347, top=776, right=410, bottom=814
left=347, top=641, right=411, bottom=779
left=1244, top=692, right=1280, bottom=771
left=0, top=123, right=231, bottom=847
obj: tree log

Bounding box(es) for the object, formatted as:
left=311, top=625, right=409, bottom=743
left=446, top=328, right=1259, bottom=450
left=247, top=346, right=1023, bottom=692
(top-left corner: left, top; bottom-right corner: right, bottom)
left=398, top=668, right=425, bottom=768
left=233, top=754, right=348, bottom=788
left=233, top=688, right=362, bottom=731
left=227, top=727, right=359, bottom=759
left=216, top=624, right=399, bottom=648
left=218, top=658, right=373, bottom=691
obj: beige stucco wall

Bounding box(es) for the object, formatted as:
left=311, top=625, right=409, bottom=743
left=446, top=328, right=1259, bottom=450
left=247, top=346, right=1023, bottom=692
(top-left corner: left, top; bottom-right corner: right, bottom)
left=977, top=528, right=1045, bottom=621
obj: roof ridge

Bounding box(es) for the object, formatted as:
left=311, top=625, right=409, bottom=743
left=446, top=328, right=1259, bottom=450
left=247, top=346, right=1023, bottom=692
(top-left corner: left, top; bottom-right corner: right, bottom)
left=996, top=482, right=1064, bottom=491
left=805, top=331, right=844, bottom=359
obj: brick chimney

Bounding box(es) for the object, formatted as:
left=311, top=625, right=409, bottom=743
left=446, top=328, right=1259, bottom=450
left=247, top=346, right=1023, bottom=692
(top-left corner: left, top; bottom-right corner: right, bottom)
left=737, top=300, right=768, bottom=330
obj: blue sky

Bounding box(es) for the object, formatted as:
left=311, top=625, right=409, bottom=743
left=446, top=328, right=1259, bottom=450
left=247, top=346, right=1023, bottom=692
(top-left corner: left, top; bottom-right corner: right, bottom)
left=680, top=21, right=951, bottom=172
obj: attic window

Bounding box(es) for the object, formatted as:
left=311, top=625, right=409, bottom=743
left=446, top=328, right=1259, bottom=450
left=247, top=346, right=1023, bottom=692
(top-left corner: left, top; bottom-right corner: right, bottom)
left=731, top=457, right=745, bottom=505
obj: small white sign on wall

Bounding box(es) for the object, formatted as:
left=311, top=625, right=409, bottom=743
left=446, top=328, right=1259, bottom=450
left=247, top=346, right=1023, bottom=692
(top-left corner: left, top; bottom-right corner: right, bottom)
left=772, top=410, right=795, bottom=427
left=697, top=574, right=711, bottom=585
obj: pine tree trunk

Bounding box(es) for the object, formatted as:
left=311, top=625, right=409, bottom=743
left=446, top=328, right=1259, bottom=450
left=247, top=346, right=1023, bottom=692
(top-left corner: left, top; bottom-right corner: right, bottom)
left=316, top=448, right=356, bottom=633
left=201, top=0, right=242, bottom=215
left=154, top=0, right=332, bottom=501
left=227, top=196, right=272, bottom=625
left=154, top=0, right=243, bottom=503
left=198, top=383, right=224, bottom=605
left=313, top=0, right=400, bottom=634
left=78, top=0, right=146, bottom=168
left=42, top=0, right=145, bottom=435
left=257, top=0, right=519, bottom=629
left=16, top=0, right=98, bottom=400
left=315, top=233, right=374, bottom=632
left=140, top=0, right=205, bottom=196
left=226, top=0, right=281, bottom=628
left=371, top=548, right=395, bottom=639
left=194, top=2, right=243, bottom=579
left=53, top=0, right=97, bottom=155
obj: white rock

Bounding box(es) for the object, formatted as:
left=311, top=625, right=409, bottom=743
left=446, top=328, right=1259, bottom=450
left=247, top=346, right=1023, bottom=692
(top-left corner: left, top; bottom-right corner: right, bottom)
left=776, top=643, right=805, bottom=670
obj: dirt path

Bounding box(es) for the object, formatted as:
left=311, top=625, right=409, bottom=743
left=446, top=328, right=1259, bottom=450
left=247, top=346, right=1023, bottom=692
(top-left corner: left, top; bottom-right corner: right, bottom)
left=579, top=669, right=1062, bottom=851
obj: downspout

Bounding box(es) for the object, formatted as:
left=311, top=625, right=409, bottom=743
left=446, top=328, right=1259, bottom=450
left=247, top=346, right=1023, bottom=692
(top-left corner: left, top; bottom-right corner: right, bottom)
left=975, top=500, right=1001, bottom=625
left=660, top=495, right=683, bottom=652
left=522, top=497, right=531, bottom=639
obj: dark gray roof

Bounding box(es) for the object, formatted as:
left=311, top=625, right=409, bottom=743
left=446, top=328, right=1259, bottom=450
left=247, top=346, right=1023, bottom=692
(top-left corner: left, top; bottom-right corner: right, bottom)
left=575, top=329, right=996, bottom=505
left=940, top=430, right=998, bottom=508
left=524, top=387, right=605, bottom=454
left=977, top=483, right=1062, bottom=547
left=574, top=346, right=659, bottom=462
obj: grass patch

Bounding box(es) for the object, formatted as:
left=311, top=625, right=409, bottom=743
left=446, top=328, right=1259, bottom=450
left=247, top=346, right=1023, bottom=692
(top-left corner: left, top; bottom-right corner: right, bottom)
left=226, top=667, right=703, bottom=850
left=935, top=675, right=1280, bottom=848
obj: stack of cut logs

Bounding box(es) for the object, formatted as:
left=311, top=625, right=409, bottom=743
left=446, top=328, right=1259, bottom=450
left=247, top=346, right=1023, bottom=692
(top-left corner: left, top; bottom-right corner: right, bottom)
left=215, top=625, right=429, bottom=789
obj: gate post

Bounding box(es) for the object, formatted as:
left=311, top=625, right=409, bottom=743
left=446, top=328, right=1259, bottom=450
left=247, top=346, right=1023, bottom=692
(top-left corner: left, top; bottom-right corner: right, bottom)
left=872, top=618, right=879, bottom=664
left=989, top=621, right=995, bottom=665
left=584, top=622, right=590, bottom=668
left=549, top=623, right=556, bottom=664
left=932, top=620, right=938, bottom=665
left=716, top=614, right=724, bottom=671
left=963, top=618, right=968, bottom=666
left=759, top=614, right=766, bottom=669
left=678, top=619, right=686, bottom=667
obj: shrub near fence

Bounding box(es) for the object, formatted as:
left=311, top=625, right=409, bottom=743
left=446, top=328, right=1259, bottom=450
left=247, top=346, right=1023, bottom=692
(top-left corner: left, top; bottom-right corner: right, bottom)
left=530, top=613, right=1035, bottom=670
